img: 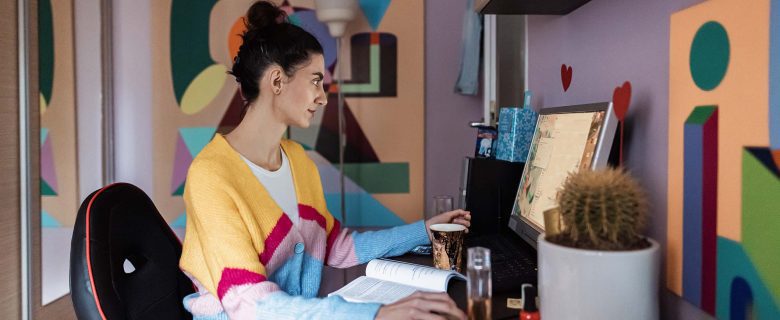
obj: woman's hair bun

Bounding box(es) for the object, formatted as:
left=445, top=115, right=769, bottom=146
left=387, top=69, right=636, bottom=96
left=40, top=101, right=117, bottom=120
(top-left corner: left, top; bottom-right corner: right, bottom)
left=245, top=1, right=287, bottom=33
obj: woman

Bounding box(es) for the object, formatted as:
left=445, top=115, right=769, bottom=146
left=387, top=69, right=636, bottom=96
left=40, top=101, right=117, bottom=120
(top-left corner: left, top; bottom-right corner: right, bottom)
left=179, top=1, right=470, bottom=319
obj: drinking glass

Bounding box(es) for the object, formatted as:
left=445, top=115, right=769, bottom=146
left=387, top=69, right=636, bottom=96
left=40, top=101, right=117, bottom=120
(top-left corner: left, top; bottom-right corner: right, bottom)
left=467, top=247, right=492, bottom=320
left=432, top=195, right=454, bottom=218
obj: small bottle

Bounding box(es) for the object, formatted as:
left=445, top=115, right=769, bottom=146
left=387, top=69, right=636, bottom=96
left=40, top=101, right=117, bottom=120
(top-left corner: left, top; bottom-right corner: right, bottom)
left=519, top=284, right=539, bottom=320
left=467, top=247, right=492, bottom=320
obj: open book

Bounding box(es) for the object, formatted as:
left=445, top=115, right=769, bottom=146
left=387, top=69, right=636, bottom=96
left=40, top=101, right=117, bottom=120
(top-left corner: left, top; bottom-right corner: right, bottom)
left=328, top=259, right=466, bottom=305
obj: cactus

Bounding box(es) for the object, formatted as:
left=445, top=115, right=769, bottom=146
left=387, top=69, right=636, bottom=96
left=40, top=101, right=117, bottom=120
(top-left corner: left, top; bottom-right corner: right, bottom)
left=549, top=167, right=649, bottom=251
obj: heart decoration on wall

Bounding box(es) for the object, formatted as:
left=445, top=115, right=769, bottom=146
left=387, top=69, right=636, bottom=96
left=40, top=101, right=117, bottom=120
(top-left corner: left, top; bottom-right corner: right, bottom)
left=611, top=81, right=632, bottom=166
left=561, top=64, right=573, bottom=92
left=612, top=81, right=632, bottom=121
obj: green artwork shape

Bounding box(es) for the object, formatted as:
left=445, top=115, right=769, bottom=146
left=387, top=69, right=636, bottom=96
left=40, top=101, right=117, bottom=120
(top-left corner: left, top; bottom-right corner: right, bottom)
left=690, top=21, right=730, bottom=91
left=341, top=44, right=381, bottom=94
left=741, top=148, right=780, bottom=303
left=172, top=181, right=185, bottom=196
left=39, top=0, right=53, bottom=104
left=716, top=237, right=780, bottom=319
left=685, top=105, right=717, bottom=124
left=343, top=162, right=408, bottom=193
left=170, top=0, right=218, bottom=104
left=41, top=179, right=57, bottom=196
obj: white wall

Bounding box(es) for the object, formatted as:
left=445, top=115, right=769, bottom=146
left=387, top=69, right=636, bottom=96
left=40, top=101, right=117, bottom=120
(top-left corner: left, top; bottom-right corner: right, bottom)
left=75, top=0, right=104, bottom=201
left=112, top=0, right=154, bottom=194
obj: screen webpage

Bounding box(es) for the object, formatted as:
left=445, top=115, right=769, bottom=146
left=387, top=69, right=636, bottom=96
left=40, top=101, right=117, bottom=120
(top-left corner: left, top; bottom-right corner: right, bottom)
left=512, top=110, right=605, bottom=229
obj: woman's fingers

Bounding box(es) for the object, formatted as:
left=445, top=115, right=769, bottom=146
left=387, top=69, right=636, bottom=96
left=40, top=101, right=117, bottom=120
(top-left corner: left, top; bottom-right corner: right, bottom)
left=452, top=217, right=471, bottom=227
left=413, top=293, right=466, bottom=320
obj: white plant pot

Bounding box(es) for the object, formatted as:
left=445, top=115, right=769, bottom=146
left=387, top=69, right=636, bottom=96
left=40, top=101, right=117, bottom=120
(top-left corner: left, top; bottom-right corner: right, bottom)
left=538, top=234, right=660, bottom=320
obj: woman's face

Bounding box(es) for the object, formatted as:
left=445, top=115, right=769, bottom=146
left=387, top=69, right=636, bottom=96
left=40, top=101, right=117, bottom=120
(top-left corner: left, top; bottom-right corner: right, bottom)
left=274, top=54, right=327, bottom=128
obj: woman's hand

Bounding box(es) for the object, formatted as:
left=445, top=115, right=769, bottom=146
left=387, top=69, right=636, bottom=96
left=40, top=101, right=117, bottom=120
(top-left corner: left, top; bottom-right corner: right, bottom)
left=425, top=209, right=471, bottom=243
left=375, top=292, right=466, bottom=320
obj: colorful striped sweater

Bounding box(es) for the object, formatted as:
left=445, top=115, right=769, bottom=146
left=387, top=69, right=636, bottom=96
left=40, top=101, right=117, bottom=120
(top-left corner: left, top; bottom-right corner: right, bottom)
left=179, top=134, right=430, bottom=319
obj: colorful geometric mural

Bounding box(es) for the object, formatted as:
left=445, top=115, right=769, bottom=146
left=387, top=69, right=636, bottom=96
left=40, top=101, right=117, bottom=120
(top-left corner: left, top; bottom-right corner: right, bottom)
left=668, top=0, right=780, bottom=317
left=39, top=0, right=79, bottom=305
left=39, top=0, right=78, bottom=229
left=152, top=0, right=424, bottom=227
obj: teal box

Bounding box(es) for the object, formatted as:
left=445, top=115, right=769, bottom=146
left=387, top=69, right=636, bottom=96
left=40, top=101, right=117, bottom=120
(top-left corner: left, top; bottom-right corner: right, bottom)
left=495, top=107, right=538, bottom=163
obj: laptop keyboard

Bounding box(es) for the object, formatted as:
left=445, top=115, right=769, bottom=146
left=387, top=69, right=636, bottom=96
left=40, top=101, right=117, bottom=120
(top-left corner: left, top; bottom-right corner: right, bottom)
left=466, top=235, right=538, bottom=292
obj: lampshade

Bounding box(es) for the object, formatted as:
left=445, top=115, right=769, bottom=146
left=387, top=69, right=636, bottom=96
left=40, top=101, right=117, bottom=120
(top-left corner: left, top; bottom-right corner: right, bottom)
left=313, top=0, right=358, bottom=37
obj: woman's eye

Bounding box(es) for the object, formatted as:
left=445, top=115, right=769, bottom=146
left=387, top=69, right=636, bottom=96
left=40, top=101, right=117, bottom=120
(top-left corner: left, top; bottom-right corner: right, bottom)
left=313, top=79, right=321, bottom=86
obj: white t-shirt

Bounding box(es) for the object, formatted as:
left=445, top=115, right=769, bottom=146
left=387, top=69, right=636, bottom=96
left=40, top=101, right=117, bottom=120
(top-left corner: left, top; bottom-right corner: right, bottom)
left=240, top=149, right=299, bottom=224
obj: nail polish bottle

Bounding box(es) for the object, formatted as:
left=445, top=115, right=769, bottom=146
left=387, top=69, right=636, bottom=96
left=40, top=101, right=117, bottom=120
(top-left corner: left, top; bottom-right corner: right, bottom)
left=519, top=284, right=539, bottom=320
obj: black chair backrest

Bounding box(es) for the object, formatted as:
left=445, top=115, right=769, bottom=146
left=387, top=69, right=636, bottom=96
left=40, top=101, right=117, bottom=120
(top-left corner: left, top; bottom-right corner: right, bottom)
left=70, top=183, right=195, bottom=320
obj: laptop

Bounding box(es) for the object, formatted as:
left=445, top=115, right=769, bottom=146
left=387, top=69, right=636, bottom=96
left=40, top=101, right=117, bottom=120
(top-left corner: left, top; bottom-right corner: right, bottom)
left=465, top=102, right=619, bottom=293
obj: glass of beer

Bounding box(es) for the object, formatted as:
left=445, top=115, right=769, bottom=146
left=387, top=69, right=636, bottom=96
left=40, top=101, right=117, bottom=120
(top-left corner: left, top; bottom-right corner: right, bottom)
left=467, top=247, right=492, bottom=320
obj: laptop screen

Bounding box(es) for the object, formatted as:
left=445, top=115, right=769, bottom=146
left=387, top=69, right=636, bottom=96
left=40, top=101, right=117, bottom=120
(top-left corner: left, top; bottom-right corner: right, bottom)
left=507, top=102, right=618, bottom=248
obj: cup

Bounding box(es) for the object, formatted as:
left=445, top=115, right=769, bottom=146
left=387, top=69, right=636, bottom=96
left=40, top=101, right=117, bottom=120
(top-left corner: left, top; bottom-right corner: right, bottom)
left=467, top=247, right=492, bottom=320
left=430, top=223, right=466, bottom=273
left=432, top=195, right=454, bottom=217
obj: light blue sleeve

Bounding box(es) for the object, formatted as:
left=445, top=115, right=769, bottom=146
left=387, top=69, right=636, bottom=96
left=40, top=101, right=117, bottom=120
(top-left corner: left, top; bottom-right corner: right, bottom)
left=256, top=293, right=381, bottom=320
left=185, top=291, right=381, bottom=320
left=351, top=221, right=431, bottom=264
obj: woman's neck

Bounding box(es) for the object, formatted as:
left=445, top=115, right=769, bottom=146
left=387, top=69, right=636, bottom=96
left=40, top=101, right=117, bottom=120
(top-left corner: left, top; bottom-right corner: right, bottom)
left=225, top=103, right=287, bottom=171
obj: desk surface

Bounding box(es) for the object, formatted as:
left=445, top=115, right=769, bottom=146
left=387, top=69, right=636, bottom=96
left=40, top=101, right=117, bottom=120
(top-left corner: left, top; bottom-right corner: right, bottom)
left=342, top=254, right=716, bottom=320
left=344, top=254, right=522, bottom=320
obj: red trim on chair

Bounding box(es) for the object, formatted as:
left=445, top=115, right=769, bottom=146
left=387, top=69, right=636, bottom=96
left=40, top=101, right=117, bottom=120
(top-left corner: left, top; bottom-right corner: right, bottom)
left=85, top=183, right=120, bottom=320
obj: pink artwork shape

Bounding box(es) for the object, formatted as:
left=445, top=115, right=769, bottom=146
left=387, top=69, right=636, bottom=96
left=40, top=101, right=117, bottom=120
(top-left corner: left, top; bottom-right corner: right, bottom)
left=171, top=133, right=193, bottom=194
left=41, top=134, right=58, bottom=192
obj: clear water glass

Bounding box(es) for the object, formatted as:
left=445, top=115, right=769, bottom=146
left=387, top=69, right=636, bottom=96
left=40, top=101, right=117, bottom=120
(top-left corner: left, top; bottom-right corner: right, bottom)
left=467, top=247, right=492, bottom=320
left=433, top=195, right=454, bottom=216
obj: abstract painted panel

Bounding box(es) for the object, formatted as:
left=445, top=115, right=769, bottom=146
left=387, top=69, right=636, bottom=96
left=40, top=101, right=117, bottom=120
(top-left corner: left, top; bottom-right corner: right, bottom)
left=669, top=0, right=780, bottom=317
left=152, top=0, right=424, bottom=227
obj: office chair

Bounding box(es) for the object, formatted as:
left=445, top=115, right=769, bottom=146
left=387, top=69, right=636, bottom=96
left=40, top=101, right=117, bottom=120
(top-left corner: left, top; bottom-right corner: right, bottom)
left=70, top=183, right=195, bottom=319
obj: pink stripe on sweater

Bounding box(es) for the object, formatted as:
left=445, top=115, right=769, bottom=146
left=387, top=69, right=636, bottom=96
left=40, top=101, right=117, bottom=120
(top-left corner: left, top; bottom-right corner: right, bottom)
left=326, top=219, right=342, bottom=257
left=220, top=282, right=281, bottom=319
left=298, top=204, right=327, bottom=229
left=325, top=228, right=359, bottom=268
left=217, top=268, right=267, bottom=300
left=259, top=214, right=293, bottom=265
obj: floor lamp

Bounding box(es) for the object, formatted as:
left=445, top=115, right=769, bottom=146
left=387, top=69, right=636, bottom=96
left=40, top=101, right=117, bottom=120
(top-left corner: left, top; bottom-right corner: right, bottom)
left=314, top=0, right=357, bottom=226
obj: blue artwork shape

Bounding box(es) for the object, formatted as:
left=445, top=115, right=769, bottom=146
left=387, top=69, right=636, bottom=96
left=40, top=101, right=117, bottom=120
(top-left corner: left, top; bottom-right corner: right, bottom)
left=41, top=210, right=61, bottom=228
left=683, top=118, right=704, bottom=307
left=730, top=277, right=754, bottom=320
left=359, top=0, right=391, bottom=30
left=171, top=213, right=187, bottom=228
left=325, top=193, right=404, bottom=227
left=716, top=237, right=780, bottom=319
left=292, top=10, right=337, bottom=69
left=179, top=127, right=216, bottom=158
left=41, top=128, right=49, bottom=145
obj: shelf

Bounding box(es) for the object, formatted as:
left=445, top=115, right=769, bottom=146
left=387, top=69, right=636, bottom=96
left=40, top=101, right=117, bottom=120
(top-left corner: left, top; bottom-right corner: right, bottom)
left=476, top=0, right=591, bottom=15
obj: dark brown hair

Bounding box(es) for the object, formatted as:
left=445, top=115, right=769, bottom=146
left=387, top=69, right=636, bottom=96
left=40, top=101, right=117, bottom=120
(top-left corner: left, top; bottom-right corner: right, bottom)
left=230, top=1, right=324, bottom=106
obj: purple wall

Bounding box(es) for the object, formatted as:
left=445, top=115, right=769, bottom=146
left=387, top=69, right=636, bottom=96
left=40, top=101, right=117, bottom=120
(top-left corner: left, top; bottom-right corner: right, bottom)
left=425, top=0, right=484, bottom=215
left=527, top=0, right=703, bottom=250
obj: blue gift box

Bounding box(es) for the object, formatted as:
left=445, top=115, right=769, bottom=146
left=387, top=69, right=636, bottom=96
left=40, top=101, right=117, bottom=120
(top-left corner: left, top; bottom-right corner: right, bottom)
left=495, top=107, right=538, bottom=163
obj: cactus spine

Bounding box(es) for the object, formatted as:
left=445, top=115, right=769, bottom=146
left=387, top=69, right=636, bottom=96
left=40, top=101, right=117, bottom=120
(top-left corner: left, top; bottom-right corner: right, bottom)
left=552, top=168, right=649, bottom=251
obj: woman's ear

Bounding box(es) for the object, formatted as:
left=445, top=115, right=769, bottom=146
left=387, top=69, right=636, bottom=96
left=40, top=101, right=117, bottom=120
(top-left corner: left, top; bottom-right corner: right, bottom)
left=269, top=68, right=283, bottom=95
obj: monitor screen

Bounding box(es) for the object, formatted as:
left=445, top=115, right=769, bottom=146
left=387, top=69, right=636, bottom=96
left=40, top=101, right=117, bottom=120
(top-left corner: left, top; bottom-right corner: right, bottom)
left=508, top=102, right=618, bottom=248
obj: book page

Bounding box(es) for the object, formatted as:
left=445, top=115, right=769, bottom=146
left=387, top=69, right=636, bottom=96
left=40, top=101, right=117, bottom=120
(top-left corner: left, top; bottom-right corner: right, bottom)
left=365, top=259, right=464, bottom=292
left=329, top=276, right=431, bottom=305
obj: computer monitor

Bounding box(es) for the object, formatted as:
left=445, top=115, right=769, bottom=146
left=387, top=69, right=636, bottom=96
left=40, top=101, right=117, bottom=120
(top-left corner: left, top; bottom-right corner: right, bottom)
left=508, top=102, right=618, bottom=248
